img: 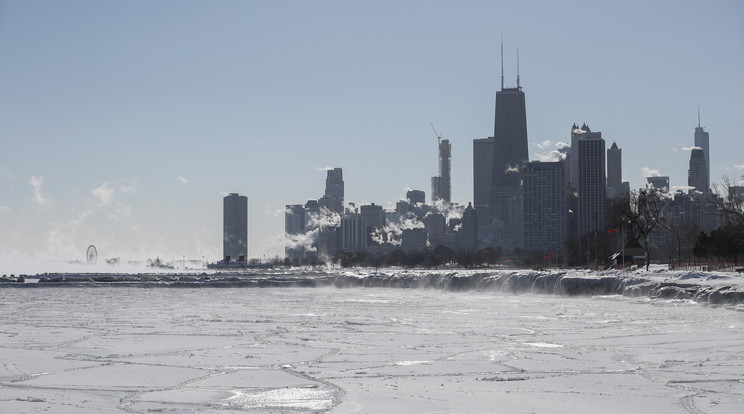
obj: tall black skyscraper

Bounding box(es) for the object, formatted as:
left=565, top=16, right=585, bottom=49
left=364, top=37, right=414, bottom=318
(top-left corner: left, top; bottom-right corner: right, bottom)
left=490, top=44, right=528, bottom=248
left=523, top=161, right=566, bottom=252
left=694, top=108, right=710, bottom=192
left=606, top=142, right=623, bottom=199
left=576, top=132, right=606, bottom=234
left=688, top=148, right=708, bottom=195
left=223, top=193, right=248, bottom=261
left=431, top=138, right=451, bottom=203
left=473, top=137, right=494, bottom=241
left=322, top=168, right=344, bottom=213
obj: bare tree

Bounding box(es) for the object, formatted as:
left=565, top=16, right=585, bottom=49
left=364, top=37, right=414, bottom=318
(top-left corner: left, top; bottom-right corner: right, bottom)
left=710, top=174, right=744, bottom=225
left=613, top=189, right=669, bottom=271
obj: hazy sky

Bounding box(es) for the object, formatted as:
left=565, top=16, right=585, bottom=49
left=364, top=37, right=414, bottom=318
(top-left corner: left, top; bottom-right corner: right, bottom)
left=1, top=0, right=743, bottom=263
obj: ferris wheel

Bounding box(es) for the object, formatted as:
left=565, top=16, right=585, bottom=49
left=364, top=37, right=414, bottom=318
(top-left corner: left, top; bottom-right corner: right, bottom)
left=86, top=245, right=98, bottom=264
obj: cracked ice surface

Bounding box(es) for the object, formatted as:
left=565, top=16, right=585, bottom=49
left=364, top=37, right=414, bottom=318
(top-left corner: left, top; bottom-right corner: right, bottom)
left=0, top=286, right=742, bottom=413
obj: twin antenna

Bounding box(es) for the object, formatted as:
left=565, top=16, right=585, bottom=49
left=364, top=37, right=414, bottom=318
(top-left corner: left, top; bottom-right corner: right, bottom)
left=500, top=36, right=521, bottom=90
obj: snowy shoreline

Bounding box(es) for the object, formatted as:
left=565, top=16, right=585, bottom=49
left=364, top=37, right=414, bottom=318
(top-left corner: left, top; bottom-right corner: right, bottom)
left=3, top=268, right=744, bottom=306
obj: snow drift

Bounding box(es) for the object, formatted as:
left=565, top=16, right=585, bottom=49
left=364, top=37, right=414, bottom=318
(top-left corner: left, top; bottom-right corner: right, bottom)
left=5, top=268, right=743, bottom=305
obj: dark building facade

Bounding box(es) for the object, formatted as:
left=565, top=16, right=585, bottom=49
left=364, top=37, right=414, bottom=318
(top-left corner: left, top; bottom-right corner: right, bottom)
left=324, top=168, right=344, bottom=213
left=688, top=148, right=708, bottom=195
left=694, top=114, right=710, bottom=192
left=473, top=137, right=494, bottom=242
left=223, top=193, right=248, bottom=261
left=523, top=161, right=567, bottom=252
left=284, top=204, right=306, bottom=259
left=461, top=202, right=479, bottom=251
left=432, top=139, right=451, bottom=203
left=406, top=189, right=425, bottom=206
left=576, top=131, right=606, bottom=235
left=606, top=142, right=624, bottom=199
left=490, top=76, right=528, bottom=249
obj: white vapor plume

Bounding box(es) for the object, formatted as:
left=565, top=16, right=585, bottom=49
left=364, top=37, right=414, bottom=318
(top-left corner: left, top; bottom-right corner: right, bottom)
left=30, top=176, right=48, bottom=206
left=177, top=176, right=189, bottom=186
left=430, top=199, right=464, bottom=221
left=0, top=205, right=10, bottom=214
left=555, top=141, right=569, bottom=148
left=734, top=164, right=744, bottom=171
left=673, top=185, right=696, bottom=192
left=307, top=207, right=341, bottom=228
left=370, top=214, right=424, bottom=246
left=535, top=140, right=552, bottom=150
left=505, top=164, right=520, bottom=174
left=284, top=229, right=319, bottom=252
left=682, top=146, right=702, bottom=151
left=536, top=150, right=567, bottom=162
left=315, top=166, right=334, bottom=171
left=641, top=167, right=660, bottom=177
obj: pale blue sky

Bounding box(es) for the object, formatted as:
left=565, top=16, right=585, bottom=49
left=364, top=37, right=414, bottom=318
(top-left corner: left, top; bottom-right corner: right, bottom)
left=1, top=0, right=742, bottom=263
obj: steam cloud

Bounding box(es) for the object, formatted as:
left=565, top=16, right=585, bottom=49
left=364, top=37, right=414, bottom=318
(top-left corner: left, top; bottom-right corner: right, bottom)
left=641, top=167, right=660, bottom=177
left=536, top=150, right=567, bottom=162
left=505, top=164, right=520, bottom=174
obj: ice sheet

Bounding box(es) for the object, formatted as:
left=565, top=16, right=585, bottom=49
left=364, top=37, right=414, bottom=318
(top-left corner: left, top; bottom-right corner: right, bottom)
left=1, top=283, right=742, bottom=413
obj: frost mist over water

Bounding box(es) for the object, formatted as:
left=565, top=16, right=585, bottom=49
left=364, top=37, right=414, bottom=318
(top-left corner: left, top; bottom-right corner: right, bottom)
left=1, top=279, right=742, bottom=413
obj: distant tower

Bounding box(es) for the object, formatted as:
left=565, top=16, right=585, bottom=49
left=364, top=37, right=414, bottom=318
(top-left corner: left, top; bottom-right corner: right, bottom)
left=688, top=148, right=708, bottom=194
left=606, top=142, right=623, bottom=199
left=473, top=137, right=494, bottom=241
left=646, top=176, right=670, bottom=193
left=406, top=189, right=425, bottom=206
left=284, top=204, right=306, bottom=259
left=341, top=213, right=367, bottom=251
left=323, top=168, right=344, bottom=213
left=431, top=135, right=451, bottom=204
left=577, top=132, right=606, bottom=235
left=223, top=193, right=248, bottom=262
left=360, top=203, right=385, bottom=244
left=490, top=42, right=528, bottom=248
left=523, top=161, right=567, bottom=252
left=461, top=202, right=479, bottom=251
left=694, top=108, right=710, bottom=191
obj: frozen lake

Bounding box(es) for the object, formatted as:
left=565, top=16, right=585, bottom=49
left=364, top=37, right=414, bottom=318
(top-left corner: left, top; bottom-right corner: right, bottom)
left=1, top=283, right=742, bottom=413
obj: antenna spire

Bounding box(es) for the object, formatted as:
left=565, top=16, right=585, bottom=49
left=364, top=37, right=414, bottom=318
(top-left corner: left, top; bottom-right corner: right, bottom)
left=516, top=48, right=521, bottom=89
left=500, top=35, right=504, bottom=91
left=697, top=106, right=701, bottom=127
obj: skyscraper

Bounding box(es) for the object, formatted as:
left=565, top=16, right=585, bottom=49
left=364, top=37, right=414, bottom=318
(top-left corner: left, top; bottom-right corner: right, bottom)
left=490, top=44, right=528, bottom=248
left=688, top=148, right=708, bottom=195
left=646, top=176, right=670, bottom=193
left=324, top=168, right=344, bottom=213
left=606, top=142, right=623, bottom=199
left=341, top=213, right=367, bottom=251
left=431, top=138, right=451, bottom=203
left=223, top=193, right=248, bottom=261
left=473, top=137, right=494, bottom=241
left=694, top=109, right=710, bottom=191
left=284, top=204, right=306, bottom=259
left=523, top=161, right=567, bottom=252
left=576, top=132, right=606, bottom=235
left=406, top=189, right=425, bottom=206
left=461, top=202, right=479, bottom=251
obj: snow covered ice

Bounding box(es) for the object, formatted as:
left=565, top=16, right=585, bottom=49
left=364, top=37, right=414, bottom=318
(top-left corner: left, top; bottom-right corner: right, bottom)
left=1, top=268, right=743, bottom=413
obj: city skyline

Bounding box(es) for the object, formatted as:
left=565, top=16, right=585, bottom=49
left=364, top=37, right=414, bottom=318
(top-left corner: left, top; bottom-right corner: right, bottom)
left=1, top=1, right=743, bottom=263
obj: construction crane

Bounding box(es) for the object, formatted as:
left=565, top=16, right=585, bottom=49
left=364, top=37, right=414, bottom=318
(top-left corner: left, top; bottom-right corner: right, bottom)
left=429, top=122, right=442, bottom=144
